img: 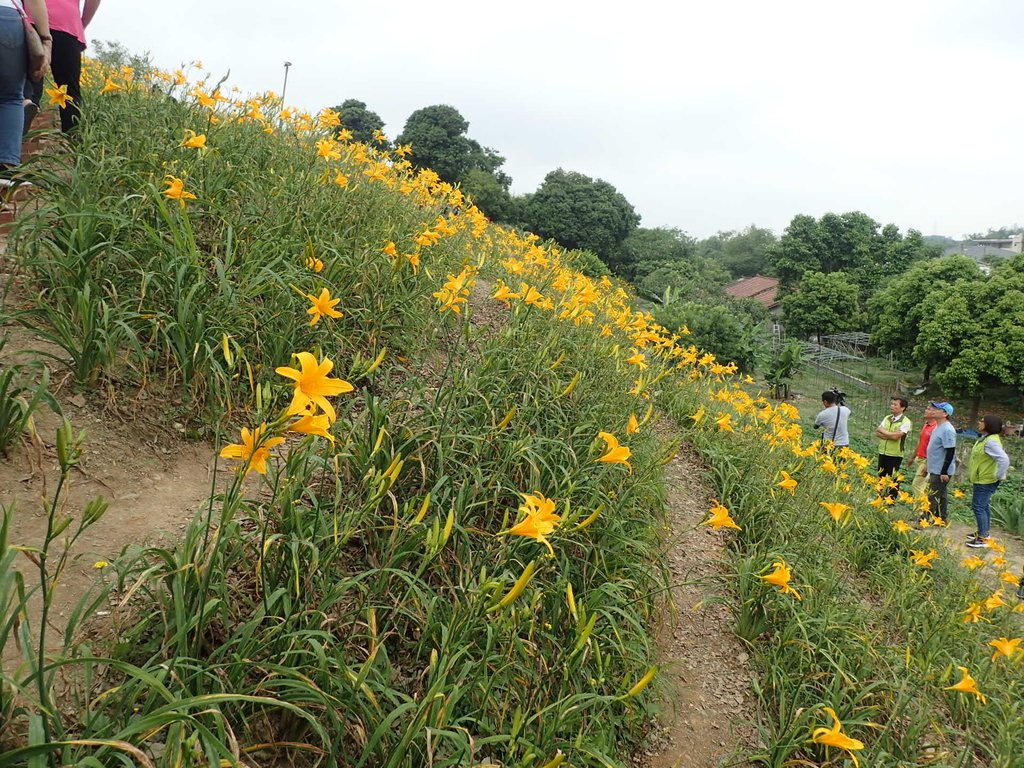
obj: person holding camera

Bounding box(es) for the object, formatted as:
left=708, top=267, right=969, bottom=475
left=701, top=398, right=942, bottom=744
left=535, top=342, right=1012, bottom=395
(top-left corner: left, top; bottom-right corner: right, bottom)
left=922, top=401, right=957, bottom=523
left=875, top=396, right=912, bottom=499
left=814, top=389, right=851, bottom=449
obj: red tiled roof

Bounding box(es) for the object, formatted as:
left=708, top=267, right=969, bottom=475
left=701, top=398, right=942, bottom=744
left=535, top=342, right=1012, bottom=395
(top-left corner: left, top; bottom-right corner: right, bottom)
left=724, top=275, right=780, bottom=307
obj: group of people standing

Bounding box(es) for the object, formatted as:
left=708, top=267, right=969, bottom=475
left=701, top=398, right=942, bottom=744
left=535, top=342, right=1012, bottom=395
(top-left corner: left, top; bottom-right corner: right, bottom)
left=0, top=0, right=99, bottom=172
left=815, top=391, right=1023, bottom=599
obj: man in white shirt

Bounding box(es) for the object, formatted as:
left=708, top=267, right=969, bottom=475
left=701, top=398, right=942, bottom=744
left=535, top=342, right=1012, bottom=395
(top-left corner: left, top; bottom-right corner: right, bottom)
left=814, top=390, right=851, bottom=449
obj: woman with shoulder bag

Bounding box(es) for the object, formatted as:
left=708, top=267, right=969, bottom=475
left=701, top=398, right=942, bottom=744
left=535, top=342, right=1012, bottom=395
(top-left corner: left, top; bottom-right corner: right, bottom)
left=0, top=0, right=50, bottom=170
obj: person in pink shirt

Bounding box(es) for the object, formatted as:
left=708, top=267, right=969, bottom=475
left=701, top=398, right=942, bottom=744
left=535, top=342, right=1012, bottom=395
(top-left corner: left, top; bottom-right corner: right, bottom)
left=25, top=0, right=100, bottom=133
left=906, top=407, right=937, bottom=499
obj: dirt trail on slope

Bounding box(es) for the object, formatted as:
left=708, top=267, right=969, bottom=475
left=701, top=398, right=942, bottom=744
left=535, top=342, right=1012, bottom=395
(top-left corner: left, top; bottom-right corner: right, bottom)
left=639, top=442, right=757, bottom=768
left=0, top=397, right=215, bottom=665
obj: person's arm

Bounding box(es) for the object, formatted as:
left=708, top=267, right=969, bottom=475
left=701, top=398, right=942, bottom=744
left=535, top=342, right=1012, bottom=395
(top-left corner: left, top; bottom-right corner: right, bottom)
left=940, top=447, right=955, bottom=477
left=24, top=0, right=51, bottom=79
left=82, top=0, right=101, bottom=28
left=25, top=0, right=50, bottom=36
left=985, top=440, right=1011, bottom=481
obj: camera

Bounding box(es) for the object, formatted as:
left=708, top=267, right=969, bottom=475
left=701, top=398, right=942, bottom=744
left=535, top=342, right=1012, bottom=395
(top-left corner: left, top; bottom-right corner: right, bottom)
left=829, top=387, right=846, bottom=407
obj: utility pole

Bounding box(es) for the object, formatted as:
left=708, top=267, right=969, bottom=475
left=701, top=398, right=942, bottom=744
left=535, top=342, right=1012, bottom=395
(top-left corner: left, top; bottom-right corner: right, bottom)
left=281, top=61, right=292, bottom=105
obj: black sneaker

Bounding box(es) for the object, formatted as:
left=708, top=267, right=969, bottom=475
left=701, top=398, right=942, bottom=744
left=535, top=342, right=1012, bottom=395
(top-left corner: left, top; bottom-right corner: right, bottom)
left=965, top=536, right=989, bottom=549
left=965, top=531, right=979, bottom=540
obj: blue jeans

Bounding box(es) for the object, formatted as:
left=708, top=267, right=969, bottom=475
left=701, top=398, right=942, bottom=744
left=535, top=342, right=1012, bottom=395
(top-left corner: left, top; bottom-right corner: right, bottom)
left=0, top=7, right=26, bottom=166
left=971, top=482, right=1000, bottom=538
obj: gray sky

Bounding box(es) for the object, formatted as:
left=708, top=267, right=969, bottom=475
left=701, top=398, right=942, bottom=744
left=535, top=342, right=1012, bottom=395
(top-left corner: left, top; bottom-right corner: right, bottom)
left=89, top=0, right=1023, bottom=239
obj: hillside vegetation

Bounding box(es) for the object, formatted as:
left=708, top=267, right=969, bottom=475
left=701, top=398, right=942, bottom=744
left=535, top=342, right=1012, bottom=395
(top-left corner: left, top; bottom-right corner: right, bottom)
left=1, top=56, right=1022, bottom=768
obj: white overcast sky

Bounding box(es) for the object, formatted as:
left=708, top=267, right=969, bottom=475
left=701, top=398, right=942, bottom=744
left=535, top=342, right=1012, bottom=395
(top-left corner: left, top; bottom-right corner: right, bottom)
left=88, top=0, right=1022, bottom=239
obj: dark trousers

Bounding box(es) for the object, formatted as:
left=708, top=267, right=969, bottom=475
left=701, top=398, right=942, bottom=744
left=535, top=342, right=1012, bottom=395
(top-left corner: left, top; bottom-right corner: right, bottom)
left=926, top=473, right=949, bottom=520
left=25, top=30, right=84, bottom=133
left=878, top=455, right=903, bottom=499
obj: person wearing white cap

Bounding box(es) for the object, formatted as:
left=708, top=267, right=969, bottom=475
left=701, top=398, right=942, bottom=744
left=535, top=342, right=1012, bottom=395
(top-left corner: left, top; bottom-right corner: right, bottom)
left=922, top=401, right=956, bottom=523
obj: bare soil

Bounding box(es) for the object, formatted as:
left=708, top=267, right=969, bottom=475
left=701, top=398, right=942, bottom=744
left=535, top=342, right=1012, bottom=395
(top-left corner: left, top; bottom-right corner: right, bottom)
left=639, top=442, right=757, bottom=768
left=1, top=395, right=215, bottom=664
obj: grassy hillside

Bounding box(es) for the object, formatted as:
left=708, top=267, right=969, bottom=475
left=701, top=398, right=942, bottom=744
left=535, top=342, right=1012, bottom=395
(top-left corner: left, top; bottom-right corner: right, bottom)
left=1, top=56, right=1023, bottom=768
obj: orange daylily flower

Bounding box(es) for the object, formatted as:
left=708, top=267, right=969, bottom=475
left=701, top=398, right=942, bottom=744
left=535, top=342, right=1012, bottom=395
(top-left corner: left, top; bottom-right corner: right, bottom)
left=945, top=666, right=986, bottom=704
left=811, top=707, right=865, bottom=767
left=705, top=500, right=741, bottom=531
left=761, top=559, right=802, bottom=600
left=162, top=175, right=197, bottom=208
left=596, top=431, right=631, bottom=470
left=275, top=351, right=354, bottom=423
left=507, top=492, right=561, bottom=556
left=306, top=288, right=344, bottom=326
left=219, top=423, right=285, bottom=476
left=626, top=413, right=640, bottom=435
left=288, top=412, right=335, bottom=443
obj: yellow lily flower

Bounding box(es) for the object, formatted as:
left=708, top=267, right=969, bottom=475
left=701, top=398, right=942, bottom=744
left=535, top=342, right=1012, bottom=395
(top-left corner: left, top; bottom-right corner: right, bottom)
left=909, top=549, right=938, bottom=568
left=288, top=413, right=335, bottom=444
left=983, top=590, right=1005, bottom=610
left=777, top=470, right=798, bottom=494
left=626, top=413, right=640, bottom=435
left=219, top=423, right=285, bottom=476
left=275, top=351, right=354, bottom=423
left=961, top=555, right=986, bottom=570
left=162, top=175, right=197, bottom=208
left=988, top=637, right=1022, bottom=661
left=705, top=500, right=740, bottom=531
left=596, top=431, right=631, bottom=471
left=46, top=84, right=73, bottom=108
left=761, top=559, right=802, bottom=600
left=182, top=130, right=207, bottom=149
left=820, top=502, right=851, bottom=524
left=306, top=287, right=344, bottom=326
left=945, top=666, right=987, bottom=704
left=811, top=707, right=865, bottom=766
left=507, top=492, right=561, bottom=556
left=892, top=520, right=912, bottom=534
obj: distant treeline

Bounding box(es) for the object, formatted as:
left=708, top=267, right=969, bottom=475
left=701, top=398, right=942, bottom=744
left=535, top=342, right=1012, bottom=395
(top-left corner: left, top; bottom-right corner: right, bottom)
left=333, top=99, right=1024, bottom=404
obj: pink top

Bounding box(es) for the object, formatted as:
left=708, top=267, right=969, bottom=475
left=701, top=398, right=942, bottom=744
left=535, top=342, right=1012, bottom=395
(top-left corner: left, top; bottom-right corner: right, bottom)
left=46, top=0, right=86, bottom=46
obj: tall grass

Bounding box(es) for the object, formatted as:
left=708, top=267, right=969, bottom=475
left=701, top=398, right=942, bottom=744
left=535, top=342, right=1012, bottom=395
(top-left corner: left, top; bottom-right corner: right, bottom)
left=1, top=57, right=675, bottom=767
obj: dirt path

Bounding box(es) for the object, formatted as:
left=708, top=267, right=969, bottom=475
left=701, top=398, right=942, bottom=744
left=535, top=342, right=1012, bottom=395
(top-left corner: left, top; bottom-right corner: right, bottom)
left=640, top=443, right=757, bottom=768
left=1, top=400, right=214, bottom=664
left=937, top=520, right=1024, bottom=591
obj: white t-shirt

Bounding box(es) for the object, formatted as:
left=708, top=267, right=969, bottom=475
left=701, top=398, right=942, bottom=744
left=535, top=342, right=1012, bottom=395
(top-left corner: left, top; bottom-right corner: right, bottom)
left=814, top=405, right=851, bottom=446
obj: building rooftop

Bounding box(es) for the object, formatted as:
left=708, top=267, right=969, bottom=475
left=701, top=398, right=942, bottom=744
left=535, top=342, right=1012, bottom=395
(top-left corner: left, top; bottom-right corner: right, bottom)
left=724, top=275, right=780, bottom=308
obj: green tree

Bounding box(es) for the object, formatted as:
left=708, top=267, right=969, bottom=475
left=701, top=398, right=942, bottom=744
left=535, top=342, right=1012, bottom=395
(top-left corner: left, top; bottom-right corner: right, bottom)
left=653, top=300, right=759, bottom=371
left=770, top=212, right=932, bottom=296
left=613, top=227, right=695, bottom=282
left=396, top=105, right=475, bottom=184
left=331, top=99, right=386, bottom=145
left=520, top=169, right=640, bottom=265
left=700, top=226, right=778, bottom=278
left=461, top=168, right=513, bottom=222
left=781, top=270, right=861, bottom=340
left=915, top=257, right=1024, bottom=409
left=867, top=255, right=982, bottom=367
